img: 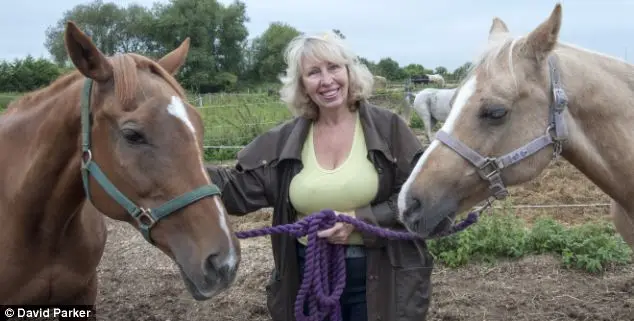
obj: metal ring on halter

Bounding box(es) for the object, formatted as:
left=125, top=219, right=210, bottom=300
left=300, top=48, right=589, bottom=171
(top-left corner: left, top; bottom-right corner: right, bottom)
left=544, top=124, right=563, bottom=158
left=136, top=208, right=157, bottom=229
left=81, top=150, right=92, bottom=168
left=545, top=124, right=555, bottom=136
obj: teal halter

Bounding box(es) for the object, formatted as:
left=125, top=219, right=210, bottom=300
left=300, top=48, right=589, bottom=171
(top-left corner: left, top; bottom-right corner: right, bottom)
left=79, top=78, right=222, bottom=244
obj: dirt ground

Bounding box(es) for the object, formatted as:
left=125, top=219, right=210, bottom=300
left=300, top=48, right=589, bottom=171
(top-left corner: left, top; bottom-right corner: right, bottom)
left=94, top=159, right=634, bottom=321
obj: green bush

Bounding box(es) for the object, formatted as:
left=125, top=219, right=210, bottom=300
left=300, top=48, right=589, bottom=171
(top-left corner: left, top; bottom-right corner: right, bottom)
left=427, top=204, right=633, bottom=273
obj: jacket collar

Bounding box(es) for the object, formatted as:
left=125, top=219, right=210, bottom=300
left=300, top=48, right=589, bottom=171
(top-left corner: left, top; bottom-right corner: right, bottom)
left=278, top=100, right=394, bottom=163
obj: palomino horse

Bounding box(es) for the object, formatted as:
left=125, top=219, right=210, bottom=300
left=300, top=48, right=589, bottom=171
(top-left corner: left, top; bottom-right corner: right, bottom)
left=0, top=21, right=241, bottom=308
left=397, top=3, right=634, bottom=250
left=411, top=87, right=457, bottom=141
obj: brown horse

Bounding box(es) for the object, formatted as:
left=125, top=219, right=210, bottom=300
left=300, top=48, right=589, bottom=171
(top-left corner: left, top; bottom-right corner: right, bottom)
left=0, top=21, right=241, bottom=308
left=397, top=3, right=634, bottom=250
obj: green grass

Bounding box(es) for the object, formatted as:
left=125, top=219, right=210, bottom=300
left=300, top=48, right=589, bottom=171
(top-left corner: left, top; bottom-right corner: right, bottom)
left=0, top=92, right=21, bottom=110
left=192, top=93, right=292, bottom=160
left=0, top=89, right=420, bottom=161
left=194, top=89, right=418, bottom=160
left=427, top=199, right=633, bottom=273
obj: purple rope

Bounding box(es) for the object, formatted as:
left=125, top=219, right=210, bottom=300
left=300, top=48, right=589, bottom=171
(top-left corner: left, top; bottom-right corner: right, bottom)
left=235, top=209, right=480, bottom=321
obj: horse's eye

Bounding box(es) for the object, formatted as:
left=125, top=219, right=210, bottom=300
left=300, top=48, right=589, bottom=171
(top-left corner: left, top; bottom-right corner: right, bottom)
left=121, top=128, right=147, bottom=145
left=481, top=105, right=508, bottom=120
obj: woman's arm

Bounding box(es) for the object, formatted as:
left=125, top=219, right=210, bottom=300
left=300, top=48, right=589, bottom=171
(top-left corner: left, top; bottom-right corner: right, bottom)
left=206, top=163, right=275, bottom=216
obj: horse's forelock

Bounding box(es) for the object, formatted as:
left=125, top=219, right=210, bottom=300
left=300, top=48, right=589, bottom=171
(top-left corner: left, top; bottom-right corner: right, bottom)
left=108, top=54, right=187, bottom=110
left=463, top=33, right=523, bottom=90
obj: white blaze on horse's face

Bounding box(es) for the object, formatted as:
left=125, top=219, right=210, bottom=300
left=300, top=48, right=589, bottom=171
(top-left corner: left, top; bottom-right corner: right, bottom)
left=167, top=96, right=196, bottom=133
left=166, top=95, right=235, bottom=259
left=397, top=76, right=477, bottom=220
left=438, top=76, right=477, bottom=133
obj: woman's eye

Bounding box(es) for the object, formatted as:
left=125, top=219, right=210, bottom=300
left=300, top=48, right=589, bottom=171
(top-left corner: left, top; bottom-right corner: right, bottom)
left=121, top=128, right=147, bottom=145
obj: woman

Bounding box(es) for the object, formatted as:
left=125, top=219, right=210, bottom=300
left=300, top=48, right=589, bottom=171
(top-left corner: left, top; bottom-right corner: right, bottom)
left=206, top=32, right=434, bottom=321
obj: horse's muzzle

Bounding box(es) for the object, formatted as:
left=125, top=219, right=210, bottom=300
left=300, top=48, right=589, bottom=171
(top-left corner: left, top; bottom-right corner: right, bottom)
left=401, top=193, right=458, bottom=239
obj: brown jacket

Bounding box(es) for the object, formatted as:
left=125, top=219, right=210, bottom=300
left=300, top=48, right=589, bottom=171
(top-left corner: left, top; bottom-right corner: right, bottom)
left=206, top=101, right=434, bottom=321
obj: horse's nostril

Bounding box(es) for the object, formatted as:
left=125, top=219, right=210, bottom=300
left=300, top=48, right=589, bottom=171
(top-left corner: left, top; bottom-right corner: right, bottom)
left=404, top=195, right=421, bottom=216
left=204, top=252, right=232, bottom=279
left=205, top=253, right=220, bottom=273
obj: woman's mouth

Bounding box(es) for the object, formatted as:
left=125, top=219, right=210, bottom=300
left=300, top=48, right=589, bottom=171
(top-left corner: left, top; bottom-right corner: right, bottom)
left=320, top=88, right=339, bottom=100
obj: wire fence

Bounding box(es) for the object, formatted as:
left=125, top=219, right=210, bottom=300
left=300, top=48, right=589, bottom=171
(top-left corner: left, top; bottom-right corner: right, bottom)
left=0, top=81, right=446, bottom=163
left=189, top=89, right=421, bottom=162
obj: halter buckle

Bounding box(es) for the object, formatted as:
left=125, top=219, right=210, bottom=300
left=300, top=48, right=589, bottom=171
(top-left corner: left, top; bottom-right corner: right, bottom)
left=136, top=208, right=156, bottom=229
left=478, top=158, right=501, bottom=180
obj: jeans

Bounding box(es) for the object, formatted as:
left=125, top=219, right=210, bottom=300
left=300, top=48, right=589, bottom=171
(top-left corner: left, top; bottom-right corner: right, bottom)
left=296, top=241, right=368, bottom=321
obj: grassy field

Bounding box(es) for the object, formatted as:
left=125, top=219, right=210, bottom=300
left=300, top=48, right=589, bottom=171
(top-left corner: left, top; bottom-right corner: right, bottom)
left=195, top=88, right=422, bottom=160
left=0, top=92, right=20, bottom=110
left=1, top=88, right=423, bottom=161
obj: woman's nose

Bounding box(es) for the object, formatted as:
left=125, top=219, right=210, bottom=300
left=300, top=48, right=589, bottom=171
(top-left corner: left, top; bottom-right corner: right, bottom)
left=320, top=72, right=334, bottom=84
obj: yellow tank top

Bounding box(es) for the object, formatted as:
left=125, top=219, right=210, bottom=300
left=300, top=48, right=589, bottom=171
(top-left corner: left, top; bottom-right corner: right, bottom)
left=289, top=112, right=379, bottom=245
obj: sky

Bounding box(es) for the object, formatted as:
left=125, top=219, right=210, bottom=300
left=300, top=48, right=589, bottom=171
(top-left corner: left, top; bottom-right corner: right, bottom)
left=2, top=0, right=633, bottom=71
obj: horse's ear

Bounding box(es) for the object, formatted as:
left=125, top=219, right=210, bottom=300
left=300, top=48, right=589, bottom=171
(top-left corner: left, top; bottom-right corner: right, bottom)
left=157, top=38, right=190, bottom=75
left=488, top=17, right=509, bottom=42
left=64, top=21, right=113, bottom=82
left=520, top=3, right=562, bottom=63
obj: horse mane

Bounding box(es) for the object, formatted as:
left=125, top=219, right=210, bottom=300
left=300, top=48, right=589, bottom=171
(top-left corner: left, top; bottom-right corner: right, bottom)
left=457, top=30, right=634, bottom=95
left=7, top=53, right=186, bottom=112
left=460, top=32, right=523, bottom=91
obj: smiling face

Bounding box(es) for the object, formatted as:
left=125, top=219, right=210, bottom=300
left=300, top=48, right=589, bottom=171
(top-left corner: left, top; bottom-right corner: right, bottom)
left=301, top=56, right=349, bottom=111
left=397, top=4, right=565, bottom=238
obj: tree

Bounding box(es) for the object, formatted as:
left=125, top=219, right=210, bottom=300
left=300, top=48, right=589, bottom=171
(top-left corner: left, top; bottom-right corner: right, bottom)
left=0, top=56, right=64, bottom=92
left=44, top=0, right=148, bottom=66
left=358, top=57, right=378, bottom=75
left=376, top=57, right=405, bottom=80
left=402, top=63, right=425, bottom=77
left=140, top=0, right=251, bottom=92
left=434, top=66, right=448, bottom=76
left=249, top=22, right=302, bottom=82
left=452, top=62, right=473, bottom=82
left=33, top=0, right=466, bottom=92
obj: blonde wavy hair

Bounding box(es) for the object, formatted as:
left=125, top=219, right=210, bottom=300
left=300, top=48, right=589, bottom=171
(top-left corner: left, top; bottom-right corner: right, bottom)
left=278, top=31, right=375, bottom=119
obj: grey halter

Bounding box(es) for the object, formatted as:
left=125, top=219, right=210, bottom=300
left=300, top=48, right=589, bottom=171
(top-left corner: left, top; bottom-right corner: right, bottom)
left=435, top=55, right=569, bottom=200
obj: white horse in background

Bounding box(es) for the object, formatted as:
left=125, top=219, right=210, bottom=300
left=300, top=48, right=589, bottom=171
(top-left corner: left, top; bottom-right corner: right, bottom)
left=426, top=74, right=445, bottom=87
left=412, top=87, right=456, bottom=141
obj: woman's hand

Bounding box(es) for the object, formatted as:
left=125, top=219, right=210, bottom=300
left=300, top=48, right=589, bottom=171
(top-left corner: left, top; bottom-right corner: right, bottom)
left=317, top=211, right=355, bottom=244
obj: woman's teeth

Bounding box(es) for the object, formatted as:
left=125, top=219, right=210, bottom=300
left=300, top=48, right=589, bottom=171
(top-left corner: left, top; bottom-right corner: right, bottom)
left=321, top=88, right=338, bottom=98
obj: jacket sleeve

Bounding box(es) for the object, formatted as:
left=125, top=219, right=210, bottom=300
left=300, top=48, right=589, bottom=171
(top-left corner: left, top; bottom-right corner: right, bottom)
left=354, top=115, right=425, bottom=248
left=206, top=162, right=275, bottom=216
